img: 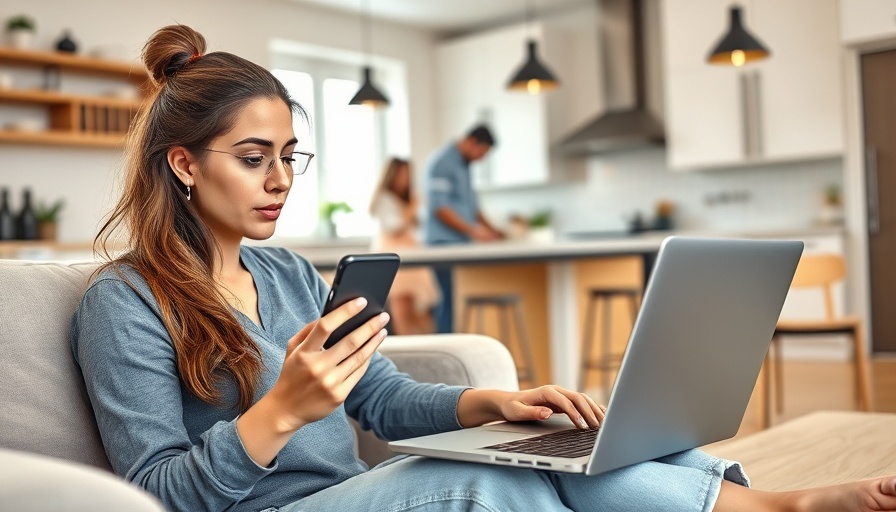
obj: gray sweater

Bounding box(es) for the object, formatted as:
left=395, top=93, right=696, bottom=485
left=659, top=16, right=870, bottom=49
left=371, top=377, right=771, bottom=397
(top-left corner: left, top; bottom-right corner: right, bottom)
left=71, top=246, right=466, bottom=512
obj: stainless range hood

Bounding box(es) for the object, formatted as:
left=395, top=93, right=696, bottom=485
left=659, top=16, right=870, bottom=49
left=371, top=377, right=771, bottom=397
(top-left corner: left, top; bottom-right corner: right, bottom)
left=556, top=0, right=665, bottom=156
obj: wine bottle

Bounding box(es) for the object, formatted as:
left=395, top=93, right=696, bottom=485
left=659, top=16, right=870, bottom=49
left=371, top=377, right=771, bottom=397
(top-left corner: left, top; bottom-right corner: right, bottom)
left=16, top=188, right=39, bottom=240
left=0, top=188, right=16, bottom=240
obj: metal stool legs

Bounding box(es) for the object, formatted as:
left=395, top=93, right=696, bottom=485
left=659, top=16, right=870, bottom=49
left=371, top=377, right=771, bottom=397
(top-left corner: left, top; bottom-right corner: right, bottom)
left=579, top=289, right=640, bottom=393
left=462, top=295, right=537, bottom=386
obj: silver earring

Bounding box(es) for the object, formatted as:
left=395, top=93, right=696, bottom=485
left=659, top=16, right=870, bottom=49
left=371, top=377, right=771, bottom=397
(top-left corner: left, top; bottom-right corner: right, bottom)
left=186, top=185, right=191, bottom=201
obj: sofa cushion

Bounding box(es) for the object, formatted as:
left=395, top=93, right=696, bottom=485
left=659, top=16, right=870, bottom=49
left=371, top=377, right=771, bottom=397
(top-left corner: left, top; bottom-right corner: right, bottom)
left=0, top=261, right=110, bottom=469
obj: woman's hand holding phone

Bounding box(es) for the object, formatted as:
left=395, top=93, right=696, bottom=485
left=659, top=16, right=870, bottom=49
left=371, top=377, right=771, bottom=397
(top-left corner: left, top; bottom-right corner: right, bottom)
left=235, top=297, right=388, bottom=467
left=237, top=253, right=399, bottom=465
left=265, top=297, right=389, bottom=431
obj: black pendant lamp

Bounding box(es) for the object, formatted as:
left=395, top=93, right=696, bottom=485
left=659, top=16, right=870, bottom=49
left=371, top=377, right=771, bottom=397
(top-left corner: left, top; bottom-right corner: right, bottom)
left=350, top=67, right=389, bottom=106
left=349, top=0, right=389, bottom=107
left=707, top=5, right=770, bottom=66
left=507, top=0, right=559, bottom=94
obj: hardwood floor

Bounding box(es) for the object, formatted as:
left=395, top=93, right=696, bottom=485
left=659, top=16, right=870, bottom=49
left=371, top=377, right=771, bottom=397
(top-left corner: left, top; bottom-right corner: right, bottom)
left=733, top=357, right=896, bottom=438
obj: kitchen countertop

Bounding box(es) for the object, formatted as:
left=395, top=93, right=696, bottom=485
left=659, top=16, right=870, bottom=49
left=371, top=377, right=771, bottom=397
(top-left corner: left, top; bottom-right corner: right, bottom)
left=280, top=226, right=845, bottom=270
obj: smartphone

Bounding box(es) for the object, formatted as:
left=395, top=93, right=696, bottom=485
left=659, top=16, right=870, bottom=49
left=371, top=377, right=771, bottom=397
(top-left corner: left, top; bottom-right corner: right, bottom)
left=321, top=253, right=400, bottom=349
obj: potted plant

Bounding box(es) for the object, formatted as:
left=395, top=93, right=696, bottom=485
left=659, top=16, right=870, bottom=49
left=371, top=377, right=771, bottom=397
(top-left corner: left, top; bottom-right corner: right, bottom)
left=319, top=201, right=353, bottom=238
left=5, top=15, right=36, bottom=50
left=817, top=183, right=844, bottom=225
left=35, top=198, right=64, bottom=241
left=527, top=210, right=554, bottom=243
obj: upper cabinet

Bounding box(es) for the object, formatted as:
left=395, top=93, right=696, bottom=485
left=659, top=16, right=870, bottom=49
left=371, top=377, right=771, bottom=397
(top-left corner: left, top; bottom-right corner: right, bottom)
left=660, top=0, right=844, bottom=171
left=435, top=6, right=602, bottom=190
left=437, top=24, right=548, bottom=189
left=839, top=0, right=896, bottom=45
left=0, top=47, right=147, bottom=148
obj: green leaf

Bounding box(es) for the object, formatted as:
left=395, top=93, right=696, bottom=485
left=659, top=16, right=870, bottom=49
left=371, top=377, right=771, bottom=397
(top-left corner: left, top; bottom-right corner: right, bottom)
left=6, top=15, right=36, bottom=31
left=319, top=201, right=353, bottom=220
left=35, top=199, right=64, bottom=223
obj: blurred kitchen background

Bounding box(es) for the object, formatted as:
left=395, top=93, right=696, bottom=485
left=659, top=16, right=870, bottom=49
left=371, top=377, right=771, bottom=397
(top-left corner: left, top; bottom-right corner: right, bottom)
left=1, top=0, right=895, bottom=428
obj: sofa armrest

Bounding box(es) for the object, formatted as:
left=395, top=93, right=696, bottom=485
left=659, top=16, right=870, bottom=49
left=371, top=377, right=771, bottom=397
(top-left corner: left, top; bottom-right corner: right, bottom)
left=0, top=448, right=164, bottom=512
left=378, top=333, right=520, bottom=391
left=354, top=334, right=520, bottom=467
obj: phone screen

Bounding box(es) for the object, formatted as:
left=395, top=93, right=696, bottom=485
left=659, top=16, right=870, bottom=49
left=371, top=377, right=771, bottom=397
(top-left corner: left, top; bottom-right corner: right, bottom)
left=321, top=253, right=400, bottom=349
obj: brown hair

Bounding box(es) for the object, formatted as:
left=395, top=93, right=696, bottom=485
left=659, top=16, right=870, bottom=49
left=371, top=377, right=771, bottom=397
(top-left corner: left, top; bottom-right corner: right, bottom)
left=369, top=157, right=411, bottom=215
left=95, top=25, right=304, bottom=411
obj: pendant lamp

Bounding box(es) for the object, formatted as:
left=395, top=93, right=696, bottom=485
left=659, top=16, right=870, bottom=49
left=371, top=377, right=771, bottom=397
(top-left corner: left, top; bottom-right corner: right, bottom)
left=349, top=0, right=389, bottom=107
left=507, top=0, right=559, bottom=94
left=707, top=5, right=770, bottom=66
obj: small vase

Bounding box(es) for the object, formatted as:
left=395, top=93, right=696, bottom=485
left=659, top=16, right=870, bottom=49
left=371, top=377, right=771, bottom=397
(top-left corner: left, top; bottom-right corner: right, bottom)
left=528, top=226, right=554, bottom=243
left=38, top=222, right=57, bottom=241
left=55, top=30, right=77, bottom=53
left=318, top=219, right=336, bottom=239
left=7, top=29, right=34, bottom=49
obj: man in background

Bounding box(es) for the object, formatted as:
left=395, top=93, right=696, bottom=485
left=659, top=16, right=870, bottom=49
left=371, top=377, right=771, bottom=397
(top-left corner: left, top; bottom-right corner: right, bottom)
left=423, top=124, right=505, bottom=333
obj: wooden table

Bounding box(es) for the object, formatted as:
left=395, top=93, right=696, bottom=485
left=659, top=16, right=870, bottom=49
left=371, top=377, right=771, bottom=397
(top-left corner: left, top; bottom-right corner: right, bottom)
left=703, top=411, right=896, bottom=490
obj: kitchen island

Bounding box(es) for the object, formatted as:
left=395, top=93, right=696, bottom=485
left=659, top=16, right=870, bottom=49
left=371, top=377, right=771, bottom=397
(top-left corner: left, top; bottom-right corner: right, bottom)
left=291, top=232, right=670, bottom=390
left=286, top=227, right=842, bottom=391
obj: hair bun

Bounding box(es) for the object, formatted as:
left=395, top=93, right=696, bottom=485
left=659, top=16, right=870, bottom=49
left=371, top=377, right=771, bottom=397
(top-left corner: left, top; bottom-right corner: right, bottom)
left=142, top=24, right=207, bottom=86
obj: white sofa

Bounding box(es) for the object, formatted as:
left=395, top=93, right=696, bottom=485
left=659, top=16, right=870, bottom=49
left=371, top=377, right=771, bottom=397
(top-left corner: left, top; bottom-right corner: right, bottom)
left=0, top=260, right=519, bottom=510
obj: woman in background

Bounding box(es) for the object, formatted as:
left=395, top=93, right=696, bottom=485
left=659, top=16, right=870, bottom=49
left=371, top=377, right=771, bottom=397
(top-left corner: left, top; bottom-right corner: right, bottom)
left=370, top=157, right=440, bottom=334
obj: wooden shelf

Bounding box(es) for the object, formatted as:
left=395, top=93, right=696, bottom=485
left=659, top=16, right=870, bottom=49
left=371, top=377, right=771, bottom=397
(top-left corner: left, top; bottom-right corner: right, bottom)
left=0, top=47, right=147, bottom=83
left=0, top=239, right=124, bottom=259
left=0, top=129, right=127, bottom=147
left=0, top=240, right=99, bottom=260
left=0, top=47, right=148, bottom=148
left=0, top=88, right=141, bottom=108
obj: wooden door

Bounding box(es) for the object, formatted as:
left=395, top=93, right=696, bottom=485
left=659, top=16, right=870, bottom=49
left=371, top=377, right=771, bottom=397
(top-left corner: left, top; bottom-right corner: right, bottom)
left=861, top=49, right=896, bottom=352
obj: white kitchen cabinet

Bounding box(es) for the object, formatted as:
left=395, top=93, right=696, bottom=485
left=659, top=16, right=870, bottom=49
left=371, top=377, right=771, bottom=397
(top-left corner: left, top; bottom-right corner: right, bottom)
left=660, top=0, right=844, bottom=171
left=839, top=0, right=896, bottom=45
left=436, top=25, right=547, bottom=189
left=435, top=6, right=601, bottom=190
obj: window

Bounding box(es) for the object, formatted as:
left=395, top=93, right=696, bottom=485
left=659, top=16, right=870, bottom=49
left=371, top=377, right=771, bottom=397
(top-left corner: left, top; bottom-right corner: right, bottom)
left=320, top=78, right=378, bottom=237
left=270, top=69, right=318, bottom=238
left=269, top=42, right=408, bottom=240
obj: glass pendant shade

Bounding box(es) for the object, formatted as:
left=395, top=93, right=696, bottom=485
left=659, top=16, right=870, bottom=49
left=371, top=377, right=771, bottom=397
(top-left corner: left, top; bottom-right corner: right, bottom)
left=707, top=6, right=770, bottom=66
left=507, top=40, right=559, bottom=94
left=349, top=66, right=389, bottom=107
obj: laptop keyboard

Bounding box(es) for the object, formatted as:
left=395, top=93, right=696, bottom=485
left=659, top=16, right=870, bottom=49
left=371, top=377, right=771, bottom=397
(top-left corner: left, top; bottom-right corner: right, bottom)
left=482, top=427, right=600, bottom=458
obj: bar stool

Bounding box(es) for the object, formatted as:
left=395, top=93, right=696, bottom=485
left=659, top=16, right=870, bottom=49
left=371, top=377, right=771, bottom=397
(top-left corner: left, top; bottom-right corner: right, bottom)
left=579, top=287, right=641, bottom=393
left=461, top=294, right=537, bottom=386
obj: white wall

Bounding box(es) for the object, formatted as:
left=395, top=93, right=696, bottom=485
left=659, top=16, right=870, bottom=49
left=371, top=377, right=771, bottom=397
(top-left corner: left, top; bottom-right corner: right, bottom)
left=479, top=149, right=843, bottom=235
left=0, top=0, right=440, bottom=241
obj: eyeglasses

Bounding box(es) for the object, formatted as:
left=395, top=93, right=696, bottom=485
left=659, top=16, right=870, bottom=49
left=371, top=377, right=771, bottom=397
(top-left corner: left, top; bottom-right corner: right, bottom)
left=198, top=148, right=314, bottom=176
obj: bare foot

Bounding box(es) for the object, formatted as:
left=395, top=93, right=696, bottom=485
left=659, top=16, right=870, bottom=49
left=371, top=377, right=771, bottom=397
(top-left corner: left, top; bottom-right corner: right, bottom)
left=717, top=477, right=896, bottom=512
left=793, top=477, right=896, bottom=512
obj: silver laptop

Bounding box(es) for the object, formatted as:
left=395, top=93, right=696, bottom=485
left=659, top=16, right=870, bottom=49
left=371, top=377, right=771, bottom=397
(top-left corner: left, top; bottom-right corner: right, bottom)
left=389, top=236, right=803, bottom=476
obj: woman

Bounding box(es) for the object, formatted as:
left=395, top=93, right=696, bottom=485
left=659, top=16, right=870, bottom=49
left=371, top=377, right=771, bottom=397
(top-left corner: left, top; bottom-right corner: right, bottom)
left=71, top=24, right=896, bottom=512
left=370, top=157, right=440, bottom=334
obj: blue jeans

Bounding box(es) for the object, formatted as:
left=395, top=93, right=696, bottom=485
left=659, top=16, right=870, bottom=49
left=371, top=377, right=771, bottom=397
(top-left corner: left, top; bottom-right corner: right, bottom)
left=433, top=266, right=453, bottom=333
left=279, top=449, right=749, bottom=511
